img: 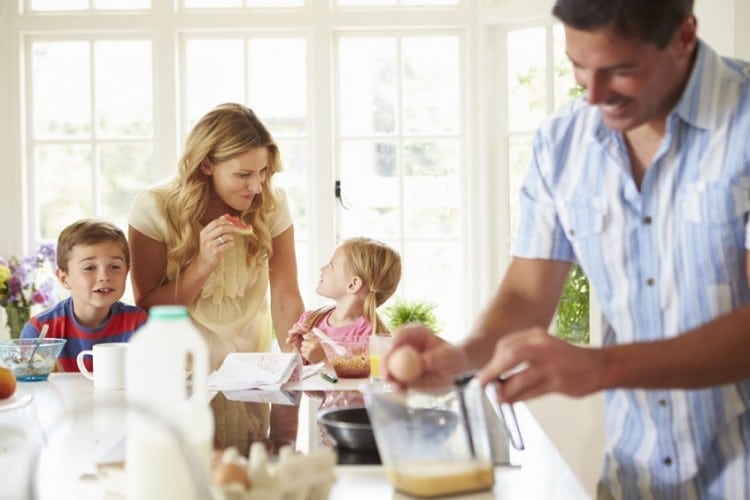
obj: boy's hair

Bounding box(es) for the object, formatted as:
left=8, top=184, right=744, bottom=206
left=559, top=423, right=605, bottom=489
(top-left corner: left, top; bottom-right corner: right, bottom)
left=305, top=237, right=401, bottom=335
left=552, top=0, right=694, bottom=49
left=57, top=219, right=130, bottom=272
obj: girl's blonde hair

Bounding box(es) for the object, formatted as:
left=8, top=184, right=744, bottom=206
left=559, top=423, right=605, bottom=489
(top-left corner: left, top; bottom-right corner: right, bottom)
left=156, top=103, right=281, bottom=281
left=304, top=237, right=402, bottom=335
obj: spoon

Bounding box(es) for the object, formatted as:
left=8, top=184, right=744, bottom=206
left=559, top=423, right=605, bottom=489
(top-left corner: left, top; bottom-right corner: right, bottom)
left=310, top=327, right=348, bottom=356
left=26, top=324, right=49, bottom=368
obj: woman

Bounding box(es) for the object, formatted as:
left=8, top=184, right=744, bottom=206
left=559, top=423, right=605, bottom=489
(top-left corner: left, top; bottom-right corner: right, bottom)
left=128, top=102, right=304, bottom=452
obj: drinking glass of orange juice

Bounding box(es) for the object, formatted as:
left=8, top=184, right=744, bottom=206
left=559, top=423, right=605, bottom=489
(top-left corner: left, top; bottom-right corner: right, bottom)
left=368, top=335, right=394, bottom=380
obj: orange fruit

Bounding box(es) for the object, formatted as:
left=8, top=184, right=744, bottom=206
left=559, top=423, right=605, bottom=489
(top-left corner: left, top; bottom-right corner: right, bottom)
left=0, top=365, right=17, bottom=400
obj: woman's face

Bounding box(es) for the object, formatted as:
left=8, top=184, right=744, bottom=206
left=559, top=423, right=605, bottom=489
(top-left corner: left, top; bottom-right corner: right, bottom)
left=202, top=147, right=269, bottom=213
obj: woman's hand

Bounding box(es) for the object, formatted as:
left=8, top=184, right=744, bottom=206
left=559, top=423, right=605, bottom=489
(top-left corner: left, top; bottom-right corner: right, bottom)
left=195, top=217, right=236, bottom=273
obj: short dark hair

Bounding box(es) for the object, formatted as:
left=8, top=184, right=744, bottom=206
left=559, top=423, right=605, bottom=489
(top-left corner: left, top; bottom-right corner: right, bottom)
left=552, top=0, right=694, bottom=49
left=57, top=219, right=130, bottom=272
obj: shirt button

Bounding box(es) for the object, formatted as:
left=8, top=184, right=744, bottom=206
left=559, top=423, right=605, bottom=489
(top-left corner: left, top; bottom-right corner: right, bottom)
left=569, top=229, right=576, bottom=237
left=663, top=457, right=673, bottom=466
left=643, top=216, right=652, bottom=225
left=646, top=278, right=655, bottom=286
left=658, top=399, right=667, bottom=406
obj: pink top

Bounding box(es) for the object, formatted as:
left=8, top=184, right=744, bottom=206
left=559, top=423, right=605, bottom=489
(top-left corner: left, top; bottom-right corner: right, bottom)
left=298, top=309, right=371, bottom=343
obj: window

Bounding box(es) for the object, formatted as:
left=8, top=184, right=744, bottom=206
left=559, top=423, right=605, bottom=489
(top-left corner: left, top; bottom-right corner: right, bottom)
left=2, top=1, right=558, bottom=342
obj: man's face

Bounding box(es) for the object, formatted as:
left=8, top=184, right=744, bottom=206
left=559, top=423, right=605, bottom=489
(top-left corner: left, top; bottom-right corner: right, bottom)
left=565, top=18, right=696, bottom=133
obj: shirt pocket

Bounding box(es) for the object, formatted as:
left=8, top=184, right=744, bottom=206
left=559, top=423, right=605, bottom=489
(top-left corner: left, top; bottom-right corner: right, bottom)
left=680, top=180, right=750, bottom=225
left=565, top=199, right=606, bottom=240
left=677, top=180, right=750, bottom=286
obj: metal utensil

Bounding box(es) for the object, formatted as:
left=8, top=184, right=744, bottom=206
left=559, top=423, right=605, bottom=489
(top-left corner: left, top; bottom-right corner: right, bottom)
left=454, top=371, right=525, bottom=455
left=454, top=372, right=478, bottom=458
left=311, top=327, right=348, bottom=356
left=26, top=324, right=49, bottom=369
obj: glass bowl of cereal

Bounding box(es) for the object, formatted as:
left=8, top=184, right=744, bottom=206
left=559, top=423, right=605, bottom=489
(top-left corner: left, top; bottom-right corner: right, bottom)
left=321, top=338, right=370, bottom=379
left=0, top=338, right=66, bottom=381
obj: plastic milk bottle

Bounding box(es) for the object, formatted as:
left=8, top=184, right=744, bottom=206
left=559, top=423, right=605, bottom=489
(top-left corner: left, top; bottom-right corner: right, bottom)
left=125, top=305, right=214, bottom=500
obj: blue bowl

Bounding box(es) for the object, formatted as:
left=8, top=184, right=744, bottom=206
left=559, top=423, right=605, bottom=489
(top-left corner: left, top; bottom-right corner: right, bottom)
left=0, top=338, right=67, bottom=381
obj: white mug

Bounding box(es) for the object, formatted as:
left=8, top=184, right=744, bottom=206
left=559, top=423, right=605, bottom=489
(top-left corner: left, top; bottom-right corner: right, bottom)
left=76, top=342, right=129, bottom=390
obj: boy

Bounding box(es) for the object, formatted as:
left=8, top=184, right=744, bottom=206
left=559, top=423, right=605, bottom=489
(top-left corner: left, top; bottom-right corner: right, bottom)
left=21, top=219, right=147, bottom=372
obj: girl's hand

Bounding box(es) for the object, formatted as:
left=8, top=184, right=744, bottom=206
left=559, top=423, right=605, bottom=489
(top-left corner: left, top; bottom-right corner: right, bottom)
left=286, top=323, right=308, bottom=351
left=196, top=217, right=235, bottom=272
left=300, top=335, right=326, bottom=364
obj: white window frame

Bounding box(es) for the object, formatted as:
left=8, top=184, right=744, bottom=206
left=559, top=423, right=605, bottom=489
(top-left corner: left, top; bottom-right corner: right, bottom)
left=1, top=0, right=567, bottom=339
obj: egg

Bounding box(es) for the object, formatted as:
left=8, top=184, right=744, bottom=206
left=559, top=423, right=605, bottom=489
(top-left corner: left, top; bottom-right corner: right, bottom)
left=212, top=461, right=251, bottom=491
left=387, top=345, right=423, bottom=383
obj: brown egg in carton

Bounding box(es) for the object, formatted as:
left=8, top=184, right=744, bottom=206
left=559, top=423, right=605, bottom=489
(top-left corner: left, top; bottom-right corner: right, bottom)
left=211, top=442, right=338, bottom=500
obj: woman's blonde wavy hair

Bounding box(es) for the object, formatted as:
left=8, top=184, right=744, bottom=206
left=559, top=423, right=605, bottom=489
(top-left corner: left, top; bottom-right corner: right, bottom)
left=303, top=237, right=402, bottom=336
left=155, top=103, right=281, bottom=279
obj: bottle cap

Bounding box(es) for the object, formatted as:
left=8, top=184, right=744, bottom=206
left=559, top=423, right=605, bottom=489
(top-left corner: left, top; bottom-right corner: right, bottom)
left=148, top=305, right=189, bottom=320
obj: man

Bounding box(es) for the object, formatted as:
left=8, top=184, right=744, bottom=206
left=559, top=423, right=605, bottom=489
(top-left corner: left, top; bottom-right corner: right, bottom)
left=387, top=1, right=750, bottom=497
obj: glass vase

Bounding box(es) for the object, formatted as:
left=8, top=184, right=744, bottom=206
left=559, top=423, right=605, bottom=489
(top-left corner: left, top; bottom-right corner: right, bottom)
left=5, top=304, right=31, bottom=339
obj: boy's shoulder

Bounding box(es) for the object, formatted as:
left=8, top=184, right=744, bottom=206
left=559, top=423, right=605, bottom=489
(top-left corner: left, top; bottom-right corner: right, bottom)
left=109, top=301, right=149, bottom=321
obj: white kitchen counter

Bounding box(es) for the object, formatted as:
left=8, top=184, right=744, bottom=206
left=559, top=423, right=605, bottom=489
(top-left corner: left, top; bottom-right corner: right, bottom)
left=0, top=373, right=591, bottom=499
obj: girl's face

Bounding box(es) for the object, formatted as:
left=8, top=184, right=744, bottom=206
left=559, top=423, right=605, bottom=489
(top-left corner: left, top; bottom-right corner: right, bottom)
left=316, top=247, right=354, bottom=300
left=202, top=147, right=269, bottom=213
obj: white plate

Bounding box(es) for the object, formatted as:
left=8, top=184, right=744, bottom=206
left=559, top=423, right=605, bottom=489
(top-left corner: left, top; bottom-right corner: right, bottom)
left=0, top=392, right=33, bottom=412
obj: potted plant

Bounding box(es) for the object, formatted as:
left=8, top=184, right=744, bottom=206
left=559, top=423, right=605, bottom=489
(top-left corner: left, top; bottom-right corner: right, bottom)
left=555, top=264, right=589, bottom=344
left=383, top=298, right=442, bottom=334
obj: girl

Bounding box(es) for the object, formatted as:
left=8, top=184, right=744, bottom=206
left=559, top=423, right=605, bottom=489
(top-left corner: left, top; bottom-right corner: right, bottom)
left=287, top=237, right=401, bottom=364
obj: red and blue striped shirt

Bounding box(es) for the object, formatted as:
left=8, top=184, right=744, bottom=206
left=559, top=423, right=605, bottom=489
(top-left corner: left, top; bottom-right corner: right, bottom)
left=20, top=297, right=147, bottom=372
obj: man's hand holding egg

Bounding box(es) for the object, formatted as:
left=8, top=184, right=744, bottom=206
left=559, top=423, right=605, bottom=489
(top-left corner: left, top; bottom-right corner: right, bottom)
left=386, top=345, right=423, bottom=384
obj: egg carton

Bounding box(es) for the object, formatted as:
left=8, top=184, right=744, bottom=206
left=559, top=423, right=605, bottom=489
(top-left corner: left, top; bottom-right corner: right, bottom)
left=212, top=443, right=337, bottom=500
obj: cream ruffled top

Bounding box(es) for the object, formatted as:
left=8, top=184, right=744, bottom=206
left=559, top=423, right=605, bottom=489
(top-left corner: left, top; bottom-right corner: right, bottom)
left=128, top=185, right=293, bottom=370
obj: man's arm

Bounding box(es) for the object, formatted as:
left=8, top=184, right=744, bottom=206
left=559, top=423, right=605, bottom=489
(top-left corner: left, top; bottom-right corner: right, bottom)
left=603, top=302, right=750, bottom=390
left=477, top=252, right=750, bottom=402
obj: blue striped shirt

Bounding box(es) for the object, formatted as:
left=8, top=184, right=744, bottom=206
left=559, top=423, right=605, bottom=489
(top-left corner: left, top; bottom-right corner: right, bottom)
left=513, top=40, right=750, bottom=499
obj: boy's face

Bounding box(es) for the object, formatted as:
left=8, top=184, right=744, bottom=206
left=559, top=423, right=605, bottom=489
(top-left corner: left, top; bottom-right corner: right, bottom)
left=56, top=242, right=128, bottom=312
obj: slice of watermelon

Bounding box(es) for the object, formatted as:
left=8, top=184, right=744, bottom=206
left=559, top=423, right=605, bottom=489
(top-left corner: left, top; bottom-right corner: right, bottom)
left=221, top=214, right=254, bottom=236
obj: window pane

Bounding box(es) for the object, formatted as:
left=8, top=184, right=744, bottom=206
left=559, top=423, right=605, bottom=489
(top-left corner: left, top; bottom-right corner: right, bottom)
left=507, top=27, right=547, bottom=131
left=339, top=37, right=397, bottom=135
left=403, top=242, right=462, bottom=342
left=30, top=0, right=87, bottom=11
left=402, top=0, right=458, bottom=4
left=95, top=41, right=153, bottom=138
left=98, top=143, right=155, bottom=230
left=248, top=38, right=306, bottom=134
left=553, top=23, right=577, bottom=109
left=35, top=145, right=93, bottom=240
left=508, top=134, right=533, bottom=247
left=183, top=0, right=242, bottom=7
left=402, top=36, right=459, bottom=134
left=185, top=38, right=244, bottom=126
left=94, top=0, right=150, bottom=9
left=247, top=0, right=303, bottom=5
left=274, top=139, right=308, bottom=239
left=32, top=41, right=91, bottom=139
left=403, top=140, right=459, bottom=236
left=339, top=140, right=400, bottom=239
left=337, top=0, right=395, bottom=5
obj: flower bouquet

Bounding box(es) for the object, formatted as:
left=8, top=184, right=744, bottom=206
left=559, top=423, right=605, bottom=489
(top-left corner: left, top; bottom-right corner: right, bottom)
left=0, top=243, right=57, bottom=339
